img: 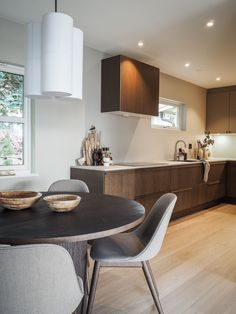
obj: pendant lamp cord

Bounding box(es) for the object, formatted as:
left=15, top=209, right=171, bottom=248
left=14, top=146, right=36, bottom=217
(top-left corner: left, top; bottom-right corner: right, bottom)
left=55, top=0, right=57, bottom=12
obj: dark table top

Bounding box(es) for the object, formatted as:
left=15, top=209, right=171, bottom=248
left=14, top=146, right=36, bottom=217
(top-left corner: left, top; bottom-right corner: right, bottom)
left=0, top=192, right=145, bottom=244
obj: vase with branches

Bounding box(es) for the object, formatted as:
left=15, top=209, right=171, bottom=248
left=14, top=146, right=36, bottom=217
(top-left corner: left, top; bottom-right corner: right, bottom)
left=197, top=132, right=214, bottom=159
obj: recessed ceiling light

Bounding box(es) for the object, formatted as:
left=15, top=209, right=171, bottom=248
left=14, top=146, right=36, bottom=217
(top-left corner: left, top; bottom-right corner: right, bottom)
left=216, top=77, right=221, bottom=81
left=206, top=20, right=215, bottom=28
left=138, top=41, right=143, bottom=47
left=184, top=63, right=190, bottom=67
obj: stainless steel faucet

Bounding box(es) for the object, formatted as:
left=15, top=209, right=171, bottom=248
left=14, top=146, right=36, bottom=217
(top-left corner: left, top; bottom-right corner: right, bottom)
left=174, top=140, right=187, bottom=160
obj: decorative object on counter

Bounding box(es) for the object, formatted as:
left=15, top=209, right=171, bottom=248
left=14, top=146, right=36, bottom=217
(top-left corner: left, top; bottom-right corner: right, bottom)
left=0, top=191, right=42, bottom=210
left=43, top=194, right=81, bottom=212
left=0, top=170, right=15, bottom=177
left=83, top=126, right=102, bottom=165
left=197, top=132, right=214, bottom=160
left=81, top=126, right=113, bottom=166
left=103, top=157, right=110, bottom=167
left=75, top=157, right=86, bottom=166
left=102, top=147, right=113, bottom=166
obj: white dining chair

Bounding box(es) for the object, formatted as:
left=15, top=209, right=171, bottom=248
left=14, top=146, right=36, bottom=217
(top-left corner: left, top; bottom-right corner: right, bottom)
left=48, top=179, right=89, bottom=193
left=0, top=244, right=84, bottom=314
left=86, top=193, right=177, bottom=314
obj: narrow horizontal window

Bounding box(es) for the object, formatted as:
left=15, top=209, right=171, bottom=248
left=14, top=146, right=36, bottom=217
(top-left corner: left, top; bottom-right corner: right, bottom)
left=151, top=98, right=186, bottom=130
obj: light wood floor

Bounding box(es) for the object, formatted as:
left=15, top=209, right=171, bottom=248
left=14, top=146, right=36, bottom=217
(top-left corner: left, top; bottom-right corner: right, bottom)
left=91, top=204, right=236, bottom=314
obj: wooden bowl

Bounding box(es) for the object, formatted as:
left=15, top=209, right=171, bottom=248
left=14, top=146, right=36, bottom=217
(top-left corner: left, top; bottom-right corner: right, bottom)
left=0, top=191, right=42, bottom=210
left=43, top=194, right=81, bottom=212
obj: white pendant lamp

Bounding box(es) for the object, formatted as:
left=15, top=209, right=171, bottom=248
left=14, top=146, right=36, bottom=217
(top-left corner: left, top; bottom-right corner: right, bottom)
left=58, top=27, right=83, bottom=100
left=42, top=12, right=73, bottom=96
left=24, top=0, right=83, bottom=100
left=24, top=23, right=48, bottom=98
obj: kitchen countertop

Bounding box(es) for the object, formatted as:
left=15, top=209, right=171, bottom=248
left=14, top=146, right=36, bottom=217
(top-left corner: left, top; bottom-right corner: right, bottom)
left=71, top=158, right=233, bottom=172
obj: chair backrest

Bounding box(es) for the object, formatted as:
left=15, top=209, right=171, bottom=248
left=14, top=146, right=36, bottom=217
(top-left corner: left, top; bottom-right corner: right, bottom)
left=133, top=193, right=177, bottom=262
left=0, top=244, right=83, bottom=314
left=48, top=179, right=89, bottom=193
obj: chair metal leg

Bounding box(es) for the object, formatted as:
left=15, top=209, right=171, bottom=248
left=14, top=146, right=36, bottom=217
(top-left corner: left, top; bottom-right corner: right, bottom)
left=86, top=251, right=91, bottom=293
left=82, top=251, right=91, bottom=314
left=86, top=261, right=101, bottom=314
left=146, top=261, right=159, bottom=297
left=142, top=261, right=164, bottom=314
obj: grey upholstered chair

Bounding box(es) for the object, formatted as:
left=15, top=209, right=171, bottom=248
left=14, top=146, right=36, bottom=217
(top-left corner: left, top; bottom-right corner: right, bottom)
left=48, top=178, right=90, bottom=298
left=0, top=244, right=84, bottom=314
left=86, top=193, right=177, bottom=314
left=48, top=179, right=89, bottom=193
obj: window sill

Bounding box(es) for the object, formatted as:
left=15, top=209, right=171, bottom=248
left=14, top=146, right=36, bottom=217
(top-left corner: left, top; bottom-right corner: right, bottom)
left=0, top=173, right=38, bottom=180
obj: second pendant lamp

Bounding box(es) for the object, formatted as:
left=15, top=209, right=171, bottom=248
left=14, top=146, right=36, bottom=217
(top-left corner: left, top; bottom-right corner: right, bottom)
left=24, top=0, right=83, bottom=100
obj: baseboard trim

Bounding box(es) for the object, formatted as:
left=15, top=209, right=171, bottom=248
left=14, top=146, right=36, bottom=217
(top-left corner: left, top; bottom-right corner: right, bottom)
left=172, top=198, right=225, bottom=220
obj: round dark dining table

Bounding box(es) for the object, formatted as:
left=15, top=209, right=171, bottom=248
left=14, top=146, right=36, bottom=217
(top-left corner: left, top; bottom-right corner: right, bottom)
left=0, top=192, right=145, bottom=314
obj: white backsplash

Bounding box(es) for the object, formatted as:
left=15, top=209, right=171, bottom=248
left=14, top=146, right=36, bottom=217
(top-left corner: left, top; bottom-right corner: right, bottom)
left=212, top=135, right=236, bottom=158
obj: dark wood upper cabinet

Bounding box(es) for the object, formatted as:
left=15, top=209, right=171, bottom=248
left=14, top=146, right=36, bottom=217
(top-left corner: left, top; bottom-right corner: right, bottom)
left=206, top=86, right=236, bottom=134
left=229, top=91, right=236, bottom=133
left=101, top=55, right=159, bottom=116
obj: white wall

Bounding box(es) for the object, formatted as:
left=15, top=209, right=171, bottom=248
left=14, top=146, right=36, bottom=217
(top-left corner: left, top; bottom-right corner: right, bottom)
left=0, top=17, right=207, bottom=191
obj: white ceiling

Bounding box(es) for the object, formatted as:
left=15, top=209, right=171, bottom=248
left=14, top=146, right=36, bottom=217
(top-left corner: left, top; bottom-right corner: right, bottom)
left=0, top=0, right=235, bottom=88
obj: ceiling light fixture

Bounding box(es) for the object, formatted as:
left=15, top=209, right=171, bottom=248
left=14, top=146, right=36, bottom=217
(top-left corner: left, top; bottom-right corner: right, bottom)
left=216, top=77, right=221, bottom=81
left=138, top=41, right=144, bottom=47
left=24, top=0, right=83, bottom=100
left=184, top=63, right=190, bottom=67
left=206, top=20, right=215, bottom=28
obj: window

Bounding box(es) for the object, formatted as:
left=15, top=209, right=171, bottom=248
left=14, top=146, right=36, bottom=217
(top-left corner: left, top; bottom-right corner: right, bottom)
left=151, top=97, right=186, bottom=130
left=0, top=63, right=31, bottom=172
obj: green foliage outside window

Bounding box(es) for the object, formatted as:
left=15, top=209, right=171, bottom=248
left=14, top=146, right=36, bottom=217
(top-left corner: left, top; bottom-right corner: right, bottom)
left=0, top=69, right=24, bottom=166
left=0, top=71, right=23, bottom=117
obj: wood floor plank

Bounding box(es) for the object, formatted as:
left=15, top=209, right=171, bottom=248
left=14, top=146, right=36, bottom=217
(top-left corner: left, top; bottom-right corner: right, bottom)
left=92, top=204, right=236, bottom=314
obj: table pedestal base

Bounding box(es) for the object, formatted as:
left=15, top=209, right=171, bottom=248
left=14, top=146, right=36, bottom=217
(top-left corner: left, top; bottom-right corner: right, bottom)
left=60, top=241, right=88, bottom=314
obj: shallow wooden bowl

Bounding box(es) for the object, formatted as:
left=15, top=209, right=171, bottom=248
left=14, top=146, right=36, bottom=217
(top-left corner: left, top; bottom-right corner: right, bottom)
left=0, top=191, right=42, bottom=210
left=43, top=194, right=81, bottom=212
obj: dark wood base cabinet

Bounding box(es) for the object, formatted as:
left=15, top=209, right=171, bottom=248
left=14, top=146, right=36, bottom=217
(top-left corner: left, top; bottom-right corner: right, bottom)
left=71, top=161, right=231, bottom=220
left=226, top=161, right=236, bottom=203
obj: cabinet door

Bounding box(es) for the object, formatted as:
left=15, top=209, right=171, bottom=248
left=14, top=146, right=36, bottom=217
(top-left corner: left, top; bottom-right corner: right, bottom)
left=229, top=91, right=236, bottom=133
left=170, top=165, right=200, bottom=191
left=206, top=92, right=230, bottom=133
left=120, top=56, right=159, bottom=116
left=134, top=167, right=170, bottom=196
left=227, top=162, right=236, bottom=198
left=135, top=192, right=165, bottom=215
left=104, top=170, right=135, bottom=198
left=206, top=182, right=225, bottom=202
left=207, top=163, right=226, bottom=183
left=170, top=165, right=198, bottom=214
left=171, top=188, right=192, bottom=215
left=206, top=163, right=226, bottom=202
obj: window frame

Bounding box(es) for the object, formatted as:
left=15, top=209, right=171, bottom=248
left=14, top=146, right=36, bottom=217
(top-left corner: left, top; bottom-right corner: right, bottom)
left=151, top=97, right=186, bottom=131
left=0, top=63, right=31, bottom=173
